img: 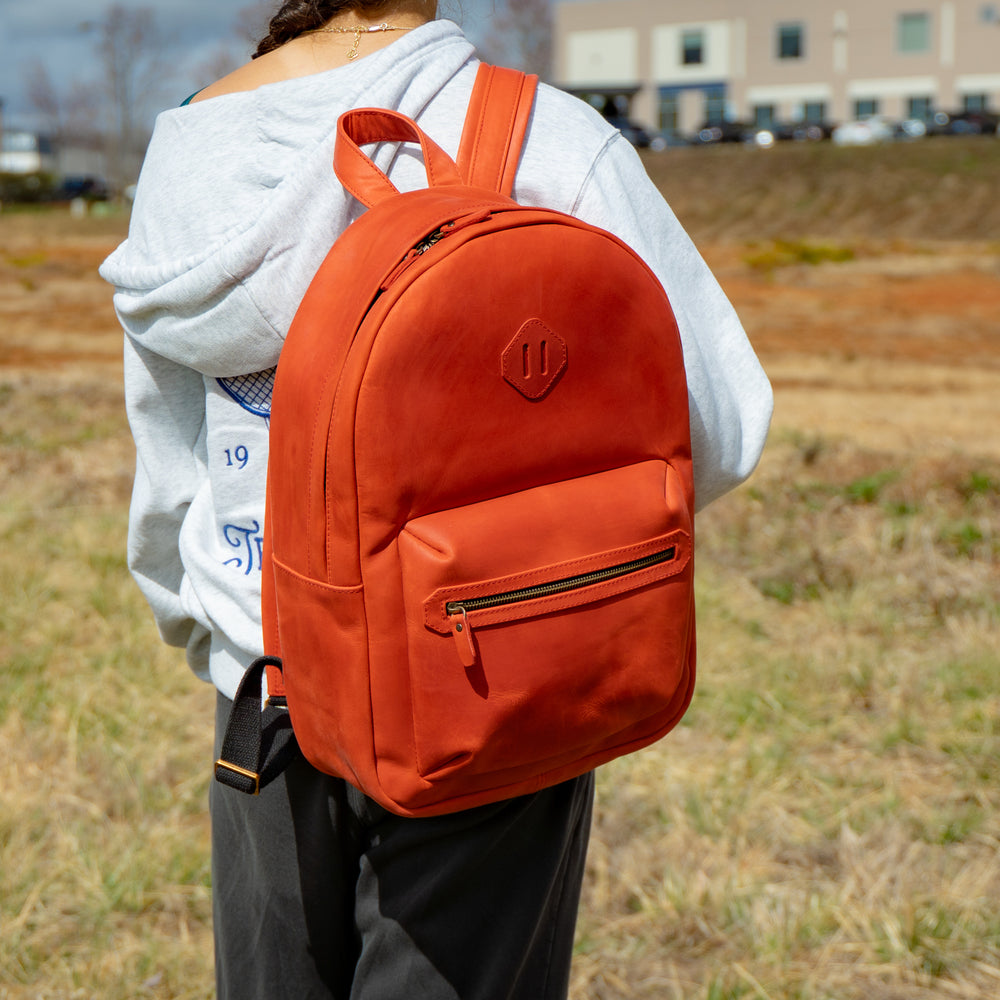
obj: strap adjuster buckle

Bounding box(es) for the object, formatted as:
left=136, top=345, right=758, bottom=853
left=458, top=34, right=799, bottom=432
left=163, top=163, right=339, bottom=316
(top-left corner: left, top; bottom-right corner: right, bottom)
left=214, top=759, right=260, bottom=795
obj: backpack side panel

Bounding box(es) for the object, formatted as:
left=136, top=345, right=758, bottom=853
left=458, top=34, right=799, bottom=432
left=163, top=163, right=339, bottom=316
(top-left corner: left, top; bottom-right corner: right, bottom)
left=266, top=189, right=516, bottom=797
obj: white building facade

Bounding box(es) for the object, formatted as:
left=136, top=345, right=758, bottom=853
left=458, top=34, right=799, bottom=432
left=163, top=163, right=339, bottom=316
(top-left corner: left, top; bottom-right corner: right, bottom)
left=0, top=130, right=56, bottom=174
left=554, top=0, right=1000, bottom=136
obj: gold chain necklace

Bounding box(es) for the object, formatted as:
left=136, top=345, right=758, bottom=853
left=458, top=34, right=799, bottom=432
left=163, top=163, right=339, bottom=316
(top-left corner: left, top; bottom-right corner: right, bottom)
left=302, top=22, right=410, bottom=60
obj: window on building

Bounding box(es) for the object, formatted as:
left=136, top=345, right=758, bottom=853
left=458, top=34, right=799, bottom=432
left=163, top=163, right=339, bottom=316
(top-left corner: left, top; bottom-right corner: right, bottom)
left=963, top=93, right=988, bottom=111
left=897, top=12, right=931, bottom=53
left=854, top=98, right=879, bottom=118
left=681, top=29, right=704, bottom=65
left=704, top=85, right=727, bottom=124
left=4, top=132, right=38, bottom=152
left=658, top=92, right=680, bottom=135
left=803, top=101, right=827, bottom=123
left=777, top=23, right=804, bottom=59
left=754, top=105, right=776, bottom=129
left=907, top=96, right=933, bottom=120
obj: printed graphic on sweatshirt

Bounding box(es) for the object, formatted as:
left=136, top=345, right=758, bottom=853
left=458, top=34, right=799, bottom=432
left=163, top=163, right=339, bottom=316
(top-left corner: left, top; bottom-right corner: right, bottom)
left=216, top=370, right=271, bottom=575
left=217, top=368, right=275, bottom=424
left=223, top=520, right=263, bottom=575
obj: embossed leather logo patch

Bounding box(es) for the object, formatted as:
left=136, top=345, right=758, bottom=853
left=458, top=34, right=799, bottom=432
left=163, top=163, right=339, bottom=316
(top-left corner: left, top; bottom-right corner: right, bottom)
left=502, top=319, right=568, bottom=400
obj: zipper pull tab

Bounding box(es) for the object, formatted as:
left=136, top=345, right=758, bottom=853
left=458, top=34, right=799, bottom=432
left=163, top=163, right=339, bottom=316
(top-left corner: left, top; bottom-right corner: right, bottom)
left=380, top=248, right=421, bottom=290
left=448, top=606, right=478, bottom=668
left=443, top=207, right=492, bottom=235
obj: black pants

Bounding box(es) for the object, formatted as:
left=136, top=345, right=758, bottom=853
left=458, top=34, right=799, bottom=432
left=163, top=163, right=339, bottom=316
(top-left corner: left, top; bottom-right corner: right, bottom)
left=211, top=694, right=595, bottom=1000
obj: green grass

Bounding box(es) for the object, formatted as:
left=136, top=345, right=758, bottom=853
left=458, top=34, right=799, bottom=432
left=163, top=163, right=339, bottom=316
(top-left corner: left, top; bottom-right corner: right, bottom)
left=16, top=390, right=999, bottom=1000
left=2, top=189, right=1000, bottom=1000
left=743, top=239, right=856, bottom=274
left=570, top=430, right=1000, bottom=999
left=0, top=371, right=214, bottom=1000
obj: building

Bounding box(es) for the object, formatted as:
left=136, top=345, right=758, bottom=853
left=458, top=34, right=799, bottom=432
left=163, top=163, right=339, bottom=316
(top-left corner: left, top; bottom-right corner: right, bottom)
left=554, top=0, right=1000, bottom=138
left=0, top=129, right=57, bottom=174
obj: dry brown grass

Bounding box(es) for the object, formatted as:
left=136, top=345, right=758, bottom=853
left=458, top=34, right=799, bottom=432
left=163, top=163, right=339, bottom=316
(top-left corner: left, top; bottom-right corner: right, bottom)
left=569, top=430, right=999, bottom=999
left=1, top=139, right=998, bottom=998
left=643, top=136, right=1000, bottom=243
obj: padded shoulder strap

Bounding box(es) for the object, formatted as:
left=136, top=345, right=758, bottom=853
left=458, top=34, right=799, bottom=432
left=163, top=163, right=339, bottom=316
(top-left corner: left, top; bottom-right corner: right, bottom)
left=457, top=64, right=538, bottom=197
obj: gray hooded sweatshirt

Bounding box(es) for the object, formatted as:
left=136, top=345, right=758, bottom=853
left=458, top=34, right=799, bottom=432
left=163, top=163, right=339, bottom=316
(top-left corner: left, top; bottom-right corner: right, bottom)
left=100, top=20, right=772, bottom=699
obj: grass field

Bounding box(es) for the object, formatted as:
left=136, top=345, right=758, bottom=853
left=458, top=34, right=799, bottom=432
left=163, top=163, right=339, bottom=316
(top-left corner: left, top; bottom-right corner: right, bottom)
left=1, top=137, right=998, bottom=999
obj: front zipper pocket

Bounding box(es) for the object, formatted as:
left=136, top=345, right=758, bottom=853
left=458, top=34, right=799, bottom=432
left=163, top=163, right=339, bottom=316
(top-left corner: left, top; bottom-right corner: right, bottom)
left=445, top=547, right=676, bottom=616
left=395, top=459, right=695, bottom=780
left=438, top=542, right=684, bottom=666
left=424, top=530, right=690, bottom=667
left=401, top=459, right=692, bottom=666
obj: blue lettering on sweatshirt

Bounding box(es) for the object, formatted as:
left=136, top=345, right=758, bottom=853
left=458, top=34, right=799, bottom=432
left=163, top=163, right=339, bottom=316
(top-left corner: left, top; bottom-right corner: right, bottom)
left=223, top=520, right=264, bottom=575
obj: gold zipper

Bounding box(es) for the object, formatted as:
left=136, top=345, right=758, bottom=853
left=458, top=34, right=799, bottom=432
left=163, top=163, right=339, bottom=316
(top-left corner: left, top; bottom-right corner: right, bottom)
left=445, top=548, right=675, bottom=616
left=380, top=209, right=494, bottom=291
left=445, top=547, right=677, bottom=666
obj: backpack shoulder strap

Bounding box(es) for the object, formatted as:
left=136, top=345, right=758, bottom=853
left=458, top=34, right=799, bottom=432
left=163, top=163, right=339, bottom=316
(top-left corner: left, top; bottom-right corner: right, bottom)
left=457, top=63, right=538, bottom=197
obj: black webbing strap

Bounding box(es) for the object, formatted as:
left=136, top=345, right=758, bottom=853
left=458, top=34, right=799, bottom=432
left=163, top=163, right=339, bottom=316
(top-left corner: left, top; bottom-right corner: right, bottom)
left=214, top=655, right=300, bottom=795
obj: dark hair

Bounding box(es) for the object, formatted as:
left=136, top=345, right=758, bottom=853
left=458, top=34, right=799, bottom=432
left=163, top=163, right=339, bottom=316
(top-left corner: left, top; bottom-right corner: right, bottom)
left=254, top=1, right=394, bottom=58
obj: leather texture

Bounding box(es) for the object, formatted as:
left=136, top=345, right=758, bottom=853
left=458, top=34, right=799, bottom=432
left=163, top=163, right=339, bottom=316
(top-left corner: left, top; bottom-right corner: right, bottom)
left=260, top=65, right=697, bottom=816
left=456, top=65, right=538, bottom=195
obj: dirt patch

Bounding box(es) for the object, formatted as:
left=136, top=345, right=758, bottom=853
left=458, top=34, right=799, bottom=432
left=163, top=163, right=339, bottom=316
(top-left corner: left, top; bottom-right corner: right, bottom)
left=1, top=212, right=997, bottom=463
left=713, top=246, right=1000, bottom=369
left=696, top=242, right=1000, bottom=459
left=1, top=227, right=123, bottom=369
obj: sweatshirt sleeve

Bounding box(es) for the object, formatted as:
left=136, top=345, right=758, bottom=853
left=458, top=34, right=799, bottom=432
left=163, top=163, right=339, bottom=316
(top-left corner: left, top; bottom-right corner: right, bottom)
left=123, top=336, right=213, bottom=677
left=570, top=135, right=773, bottom=510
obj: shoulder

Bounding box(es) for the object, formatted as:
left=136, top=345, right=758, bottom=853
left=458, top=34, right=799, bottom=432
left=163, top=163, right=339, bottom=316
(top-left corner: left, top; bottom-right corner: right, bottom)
left=525, top=82, right=629, bottom=182
left=511, top=81, right=634, bottom=213
left=187, top=48, right=292, bottom=105
left=531, top=82, right=620, bottom=152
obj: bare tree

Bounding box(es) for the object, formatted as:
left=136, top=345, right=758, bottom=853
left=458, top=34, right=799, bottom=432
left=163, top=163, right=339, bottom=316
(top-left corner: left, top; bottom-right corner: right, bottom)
left=190, top=46, right=244, bottom=91
left=189, top=3, right=274, bottom=103
left=24, top=59, right=63, bottom=138
left=86, top=4, right=167, bottom=195
left=63, top=82, right=104, bottom=152
left=479, top=0, right=553, bottom=80
left=238, top=1, right=278, bottom=49
left=22, top=57, right=103, bottom=177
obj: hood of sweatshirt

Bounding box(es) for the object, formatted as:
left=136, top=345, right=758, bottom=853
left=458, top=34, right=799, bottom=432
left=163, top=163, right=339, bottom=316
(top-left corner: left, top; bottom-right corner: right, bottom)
left=100, top=20, right=477, bottom=378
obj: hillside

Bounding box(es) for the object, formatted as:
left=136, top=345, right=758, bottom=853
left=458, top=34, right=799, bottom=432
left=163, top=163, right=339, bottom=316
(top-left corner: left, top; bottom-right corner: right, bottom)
left=642, top=135, right=1000, bottom=243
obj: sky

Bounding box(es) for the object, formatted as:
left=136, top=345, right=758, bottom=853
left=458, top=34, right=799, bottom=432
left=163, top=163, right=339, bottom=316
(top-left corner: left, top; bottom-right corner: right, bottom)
left=0, top=0, right=495, bottom=128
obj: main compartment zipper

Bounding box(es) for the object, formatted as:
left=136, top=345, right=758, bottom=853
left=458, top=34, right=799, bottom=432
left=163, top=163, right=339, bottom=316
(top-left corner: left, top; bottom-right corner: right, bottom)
left=381, top=208, right=494, bottom=291
left=445, top=547, right=676, bottom=667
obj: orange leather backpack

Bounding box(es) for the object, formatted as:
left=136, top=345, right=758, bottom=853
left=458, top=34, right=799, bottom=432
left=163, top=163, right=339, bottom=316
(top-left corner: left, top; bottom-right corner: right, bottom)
left=216, top=65, right=696, bottom=817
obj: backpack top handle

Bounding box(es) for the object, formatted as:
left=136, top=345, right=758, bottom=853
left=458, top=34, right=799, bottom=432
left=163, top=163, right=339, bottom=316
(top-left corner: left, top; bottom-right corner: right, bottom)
left=334, top=108, right=464, bottom=208
left=334, top=64, right=538, bottom=209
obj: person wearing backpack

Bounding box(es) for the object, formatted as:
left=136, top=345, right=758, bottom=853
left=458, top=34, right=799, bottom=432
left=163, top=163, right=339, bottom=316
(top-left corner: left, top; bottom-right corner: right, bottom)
left=100, top=1, right=773, bottom=997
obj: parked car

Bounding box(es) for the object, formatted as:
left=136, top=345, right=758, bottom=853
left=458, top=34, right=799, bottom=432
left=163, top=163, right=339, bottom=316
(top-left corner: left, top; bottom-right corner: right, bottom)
left=53, top=175, right=110, bottom=201
left=691, top=120, right=751, bottom=145
left=788, top=120, right=836, bottom=141
left=895, top=118, right=928, bottom=140
left=647, top=131, right=689, bottom=151
left=749, top=120, right=835, bottom=146
left=831, top=116, right=896, bottom=146
left=927, top=110, right=1000, bottom=136
left=602, top=114, right=653, bottom=148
